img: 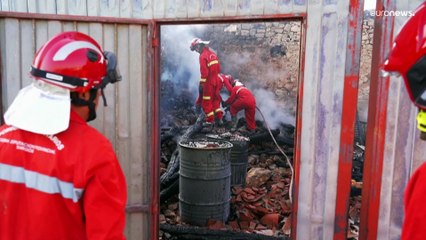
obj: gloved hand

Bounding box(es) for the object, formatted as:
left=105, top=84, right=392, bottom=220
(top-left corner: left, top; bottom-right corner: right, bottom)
left=198, top=84, right=203, bottom=94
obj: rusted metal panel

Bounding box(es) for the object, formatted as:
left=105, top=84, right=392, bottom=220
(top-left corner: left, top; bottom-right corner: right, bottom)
left=7, top=0, right=310, bottom=18
left=373, top=1, right=425, bottom=240
left=0, top=18, right=151, bottom=240
left=333, top=0, right=364, bottom=239
left=359, top=0, right=394, bottom=239
left=0, top=18, right=20, bottom=108
left=1, top=0, right=307, bottom=19
left=291, top=16, right=307, bottom=240
left=297, top=0, right=351, bottom=239
left=150, top=22, right=160, bottom=240
left=127, top=24, right=150, bottom=239
left=377, top=79, right=414, bottom=240
left=359, top=1, right=426, bottom=240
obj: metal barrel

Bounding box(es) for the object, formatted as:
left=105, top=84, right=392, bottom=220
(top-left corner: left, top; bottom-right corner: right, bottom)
left=229, top=140, right=249, bottom=186
left=179, top=140, right=233, bottom=226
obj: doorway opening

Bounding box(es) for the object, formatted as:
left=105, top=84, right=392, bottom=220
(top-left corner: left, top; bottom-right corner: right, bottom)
left=158, top=19, right=302, bottom=239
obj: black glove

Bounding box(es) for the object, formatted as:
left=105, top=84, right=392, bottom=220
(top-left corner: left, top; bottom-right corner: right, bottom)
left=198, top=85, right=203, bottom=94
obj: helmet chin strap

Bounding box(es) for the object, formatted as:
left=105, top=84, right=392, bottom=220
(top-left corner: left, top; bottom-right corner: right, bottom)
left=71, top=89, right=98, bottom=122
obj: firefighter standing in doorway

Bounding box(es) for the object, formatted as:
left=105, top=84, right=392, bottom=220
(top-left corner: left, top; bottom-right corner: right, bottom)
left=190, top=38, right=224, bottom=126
left=0, top=32, right=127, bottom=239
left=223, top=80, right=257, bottom=132
left=382, top=2, right=426, bottom=239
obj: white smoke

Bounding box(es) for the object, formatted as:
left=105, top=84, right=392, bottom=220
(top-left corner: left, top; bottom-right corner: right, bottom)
left=161, top=24, right=207, bottom=98
left=251, top=88, right=295, bottom=129
left=160, top=23, right=297, bottom=129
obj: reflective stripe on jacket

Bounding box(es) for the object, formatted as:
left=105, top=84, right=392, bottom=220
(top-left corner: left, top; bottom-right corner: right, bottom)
left=199, top=47, right=220, bottom=84
left=0, top=110, right=127, bottom=240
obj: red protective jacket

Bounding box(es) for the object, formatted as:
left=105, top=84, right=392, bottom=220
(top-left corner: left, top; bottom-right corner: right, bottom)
left=0, top=110, right=127, bottom=240
left=402, top=162, right=426, bottom=240
left=196, top=47, right=221, bottom=122
left=218, top=73, right=233, bottom=94
left=225, top=85, right=257, bottom=130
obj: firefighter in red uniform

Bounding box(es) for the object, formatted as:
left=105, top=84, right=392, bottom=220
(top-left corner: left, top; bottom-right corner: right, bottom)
left=0, top=32, right=127, bottom=239
left=223, top=80, right=257, bottom=132
left=383, top=3, right=426, bottom=239
left=216, top=73, right=234, bottom=118
left=218, top=73, right=234, bottom=94
left=190, top=38, right=223, bottom=126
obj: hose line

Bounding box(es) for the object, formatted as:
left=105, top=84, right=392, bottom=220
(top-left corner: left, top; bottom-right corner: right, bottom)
left=256, top=106, right=294, bottom=204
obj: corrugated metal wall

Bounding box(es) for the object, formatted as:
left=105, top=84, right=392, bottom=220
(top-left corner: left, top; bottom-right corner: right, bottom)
left=2, top=0, right=424, bottom=240
left=363, top=1, right=426, bottom=239
left=0, top=17, right=151, bottom=239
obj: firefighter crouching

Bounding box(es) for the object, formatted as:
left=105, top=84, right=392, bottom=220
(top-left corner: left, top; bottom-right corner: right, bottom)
left=190, top=38, right=224, bottom=126
left=0, top=32, right=127, bottom=239
left=222, top=80, right=257, bottom=132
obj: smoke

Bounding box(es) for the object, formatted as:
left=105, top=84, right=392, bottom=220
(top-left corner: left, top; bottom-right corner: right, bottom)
left=160, top=23, right=297, bottom=129
left=251, top=87, right=296, bottom=128
left=161, top=24, right=207, bottom=99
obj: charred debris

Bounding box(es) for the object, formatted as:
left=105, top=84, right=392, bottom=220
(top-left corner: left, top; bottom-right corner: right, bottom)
left=159, top=82, right=366, bottom=240
left=160, top=80, right=295, bottom=239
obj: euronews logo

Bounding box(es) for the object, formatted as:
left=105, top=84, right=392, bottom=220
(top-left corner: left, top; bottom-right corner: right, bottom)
left=369, top=10, right=415, bottom=17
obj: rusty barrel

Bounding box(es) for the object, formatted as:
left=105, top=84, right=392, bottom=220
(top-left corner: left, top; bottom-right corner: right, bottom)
left=179, top=140, right=233, bottom=226
left=229, top=140, right=249, bottom=186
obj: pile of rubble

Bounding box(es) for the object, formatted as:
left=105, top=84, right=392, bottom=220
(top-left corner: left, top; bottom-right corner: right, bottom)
left=159, top=126, right=294, bottom=239
left=158, top=78, right=365, bottom=239
left=229, top=167, right=292, bottom=235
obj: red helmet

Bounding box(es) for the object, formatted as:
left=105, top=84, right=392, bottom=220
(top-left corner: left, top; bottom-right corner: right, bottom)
left=383, top=3, right=426, bottom=109
left=190, top=38, right=210, bottom=51
left=30, top=31, right=107, bottom=92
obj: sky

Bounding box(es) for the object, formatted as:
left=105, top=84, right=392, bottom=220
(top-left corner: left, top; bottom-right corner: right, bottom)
left=364, top=0, right=376, bottom=10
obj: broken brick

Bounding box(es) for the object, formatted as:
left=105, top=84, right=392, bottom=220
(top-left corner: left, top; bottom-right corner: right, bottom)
left=260, top=213, right=280, bottom=228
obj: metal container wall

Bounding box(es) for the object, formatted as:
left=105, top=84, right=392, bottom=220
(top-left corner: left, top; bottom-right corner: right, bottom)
left=179, top=140, right=233, bottom=226
left=230, top=140, right=249, bottom=186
